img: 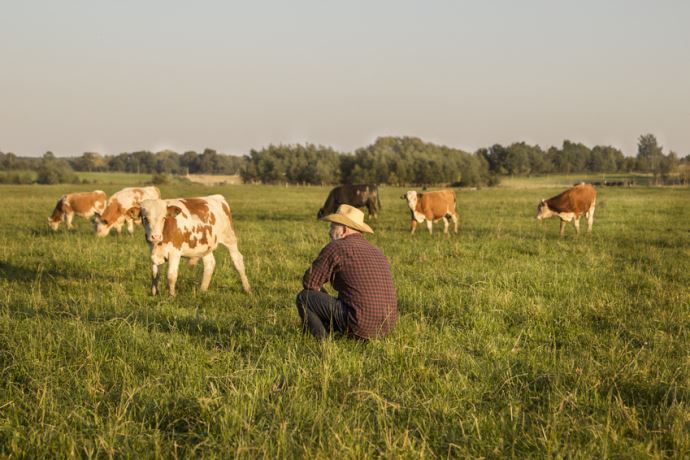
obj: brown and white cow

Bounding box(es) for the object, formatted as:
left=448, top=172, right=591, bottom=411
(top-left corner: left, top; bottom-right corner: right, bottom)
left=401, top=190, right=459, bottom=234
left=48, top=190, right=107, bottom=231
left=129, top=194, right=251, bottom=296
left=94, top=186, right=160, bottom=236
left=536, top=183, right=597, bottom=236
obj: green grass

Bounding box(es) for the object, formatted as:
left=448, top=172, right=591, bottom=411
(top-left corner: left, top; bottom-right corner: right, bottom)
left=76, top=171, right=154, bottom=185
left=0, top=181, right=688, bottom=458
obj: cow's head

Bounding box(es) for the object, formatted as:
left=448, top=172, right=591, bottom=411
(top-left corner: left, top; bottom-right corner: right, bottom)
left=47, top=218, right=60, bottom=231
left=93, top=201, right=123, bottom=237
left=401, top=191, right=418, bottom=210
left=536, top=199, right=554, bottom=220
left=137, top=199, right=183, bottom=264
left=93, top=214, right=111, bottom=236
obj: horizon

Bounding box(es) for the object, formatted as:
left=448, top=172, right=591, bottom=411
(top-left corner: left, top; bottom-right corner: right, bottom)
left=2, top=1, right=689, bottom=158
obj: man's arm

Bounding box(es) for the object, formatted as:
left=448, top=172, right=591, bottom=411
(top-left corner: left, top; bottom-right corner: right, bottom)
left=303, top=243, right=339, bottom=291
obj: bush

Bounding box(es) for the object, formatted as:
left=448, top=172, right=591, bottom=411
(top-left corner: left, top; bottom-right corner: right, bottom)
left=0, top=171, right=35, bottom=184
left=36, top=166, right=79, bottom=184
left=151, top=173, right=172, bottom=185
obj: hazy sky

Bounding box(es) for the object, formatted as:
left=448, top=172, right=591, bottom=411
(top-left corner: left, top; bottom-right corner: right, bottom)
left=1, top=0, right=689, bottom=157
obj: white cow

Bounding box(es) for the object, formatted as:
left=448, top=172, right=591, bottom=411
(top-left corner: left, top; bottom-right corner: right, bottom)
left=94, top=186, right=160, bottom=236
left=129, top=194, right=251, bottom=296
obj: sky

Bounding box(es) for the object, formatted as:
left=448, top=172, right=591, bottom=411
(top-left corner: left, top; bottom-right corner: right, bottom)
left=1, top=0, right=689, bottom=157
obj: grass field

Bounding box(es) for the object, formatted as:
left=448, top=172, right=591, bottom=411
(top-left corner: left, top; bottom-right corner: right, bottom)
left=76, top=171, right=155, bottom=184
left=0, top=178, right=688, bottom=458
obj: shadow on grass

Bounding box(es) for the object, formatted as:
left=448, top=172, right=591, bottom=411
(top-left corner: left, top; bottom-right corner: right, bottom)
left=29, top=223, right=104, bottom=237
left=94, top=304, right=292, bottom=352
left=601, top=379, right=688, bottom=409
left=0, top=260, right=83, bottom=282
left=0, top=260, right=111, bottom=283
left=3, top=296, right=288, bottom=353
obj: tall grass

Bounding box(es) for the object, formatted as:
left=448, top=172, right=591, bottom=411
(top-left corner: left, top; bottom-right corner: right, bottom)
left=0, top=182, right=688, bottom=457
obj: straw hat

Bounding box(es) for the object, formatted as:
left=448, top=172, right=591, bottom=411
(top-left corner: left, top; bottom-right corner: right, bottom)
left=320, top=204, right=373, bottom=234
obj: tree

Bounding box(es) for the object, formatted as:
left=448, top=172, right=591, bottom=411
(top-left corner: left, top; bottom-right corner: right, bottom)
left=73, top=152, right=106, bottom=172
left=659, top=151, right=679, bottom=180
left=155, top=150, right=181, bottom=174
left=480, top=144, right=510, bottom=175
left=180, top=151, right=199, bottom=174
left=558, top=140, right=591, bottom=173
left=36, top=151, right=78, bottom=184
left=504, top=142, right=534, bottom=176
left=636, top=134, right=664, bottom=183
left=589, top=146, right=623, bottom=173
left=0, top=152, right=19, bottom=170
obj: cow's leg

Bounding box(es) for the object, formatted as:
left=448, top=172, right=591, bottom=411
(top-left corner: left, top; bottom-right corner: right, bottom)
left=114, top=222, right=123, bottom=235
left=587, top=204, right=595, bottom=232
left=426, top=220, right=433, bottom=235
left=367, top=202, right=377, bottom=220
left=151, top=263, right=162, bottom=295
left=126, top=217, right=135, bottom=236
left=442, top=216, right=449, bottom=234
left=167, top=252, right=181, bottom=296
left=200, top=253, right=216, bottom=291
left=559, top=219, right=566, bottom=236
left=451, top=213, right=459, bottom=233
left=65, top=213, right=74, bottom=230
left=221, top=232, right=251, bottom=293
left=573, top=217, right=581, bottom=235
left=410, top=220, right=417, bottom=234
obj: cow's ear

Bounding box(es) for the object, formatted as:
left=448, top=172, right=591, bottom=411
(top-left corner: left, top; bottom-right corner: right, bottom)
left=166, top=206, right=182, bottom=218
left=127, top=206, right=141, bottom=219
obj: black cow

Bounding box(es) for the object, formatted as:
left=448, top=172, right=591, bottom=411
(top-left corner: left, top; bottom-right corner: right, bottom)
left=317, top=184, right=381, bottom=220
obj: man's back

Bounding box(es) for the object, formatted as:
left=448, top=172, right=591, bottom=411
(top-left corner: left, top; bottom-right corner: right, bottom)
left=303, top=234, right=397, bottom=339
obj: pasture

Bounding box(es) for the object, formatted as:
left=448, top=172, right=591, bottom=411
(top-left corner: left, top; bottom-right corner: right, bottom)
left=0, top=179, right=688, bottom=458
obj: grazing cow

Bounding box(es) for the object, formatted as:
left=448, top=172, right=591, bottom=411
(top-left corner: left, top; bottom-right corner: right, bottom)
left=317, top=184, right=381, bottom=220
left=48, top=190, right=107, bottom=231
left=536, top=183, right=597, bottom=236
left=401, top=190, right=459, bottom=235
left=129, top=195, right=251, bottom=296
left=94, top=186, right=160, bottom=236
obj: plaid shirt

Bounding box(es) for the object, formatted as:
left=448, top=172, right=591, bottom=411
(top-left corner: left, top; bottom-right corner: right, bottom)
left=303, top=233, right=397, bottom=339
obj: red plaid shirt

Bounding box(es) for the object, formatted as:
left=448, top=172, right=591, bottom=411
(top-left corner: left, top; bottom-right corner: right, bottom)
left=303, top=233, right=397, bottom=339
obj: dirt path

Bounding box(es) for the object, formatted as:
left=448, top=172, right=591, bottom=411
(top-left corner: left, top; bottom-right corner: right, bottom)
left=185, top=174, right=242, bottom=185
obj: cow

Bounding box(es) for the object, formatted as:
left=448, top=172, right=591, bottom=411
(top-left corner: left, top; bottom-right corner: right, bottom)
left=536, top=183, right=597, bottom=236
left=48, top=190, right=107, bottom=231
left=94, top=186, right=160, bottom=237
left=401, top=189, right=459, bottom=235
left=128, top=194, right=251, bottom=296
left=317, top=184, right=381, bottom=220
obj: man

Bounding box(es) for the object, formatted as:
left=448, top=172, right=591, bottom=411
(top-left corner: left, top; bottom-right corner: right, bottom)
left=297, top=204, right=397, bottom=340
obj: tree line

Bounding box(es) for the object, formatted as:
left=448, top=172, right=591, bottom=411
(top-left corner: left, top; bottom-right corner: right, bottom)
left=478, top=134, right=685, bottom=183
left=1, top=134, right=688, bottom=186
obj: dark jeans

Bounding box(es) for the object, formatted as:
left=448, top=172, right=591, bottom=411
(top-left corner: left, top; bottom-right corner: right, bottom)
left=295, top=289, right=349, bottom=339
